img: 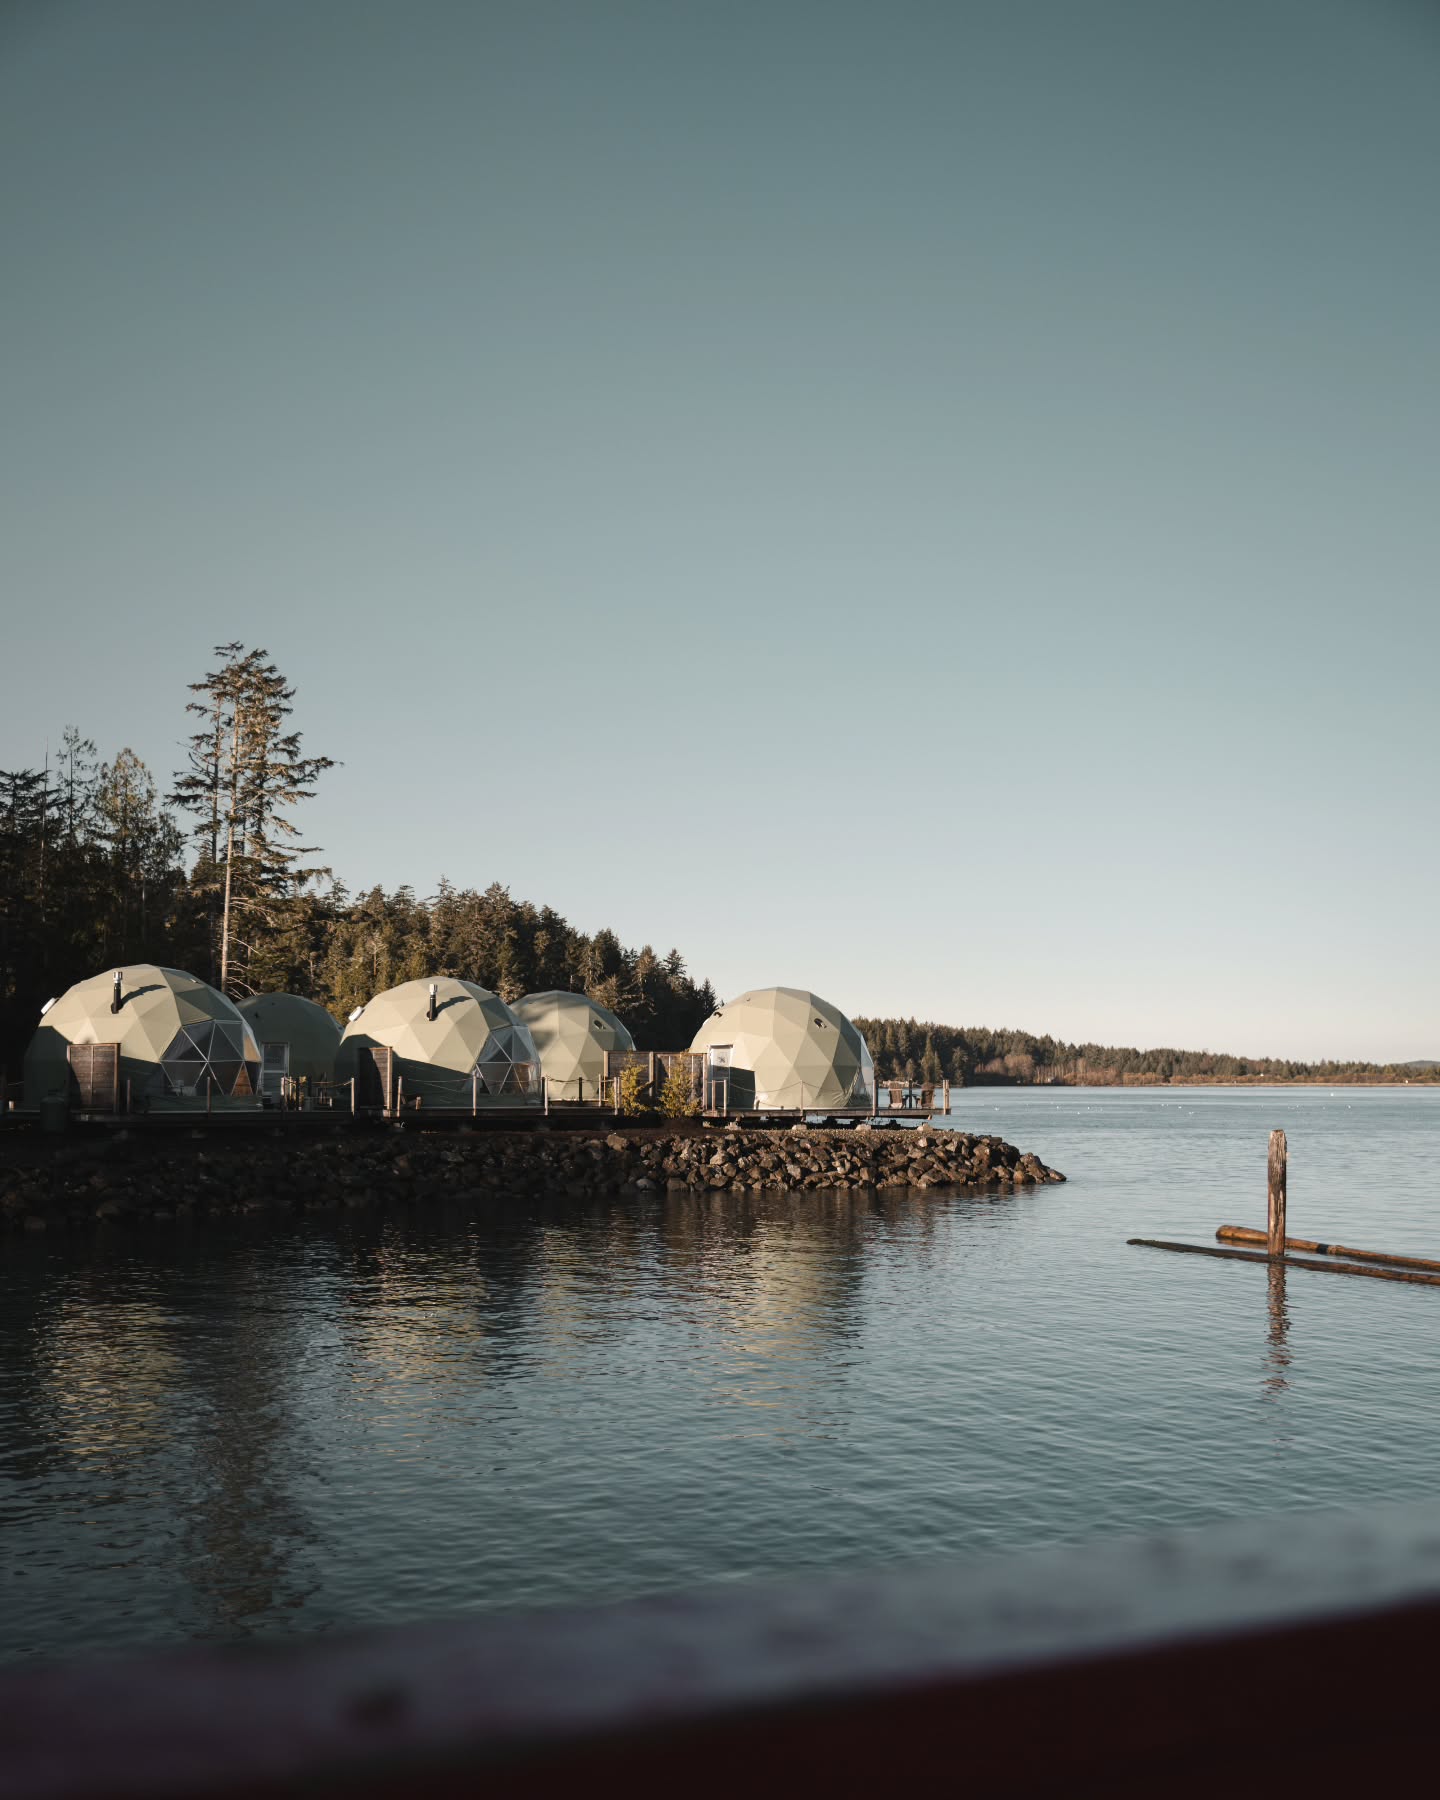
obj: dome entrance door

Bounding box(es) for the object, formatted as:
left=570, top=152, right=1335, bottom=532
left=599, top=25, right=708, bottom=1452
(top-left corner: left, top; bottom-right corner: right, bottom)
left=705, top=1044, right=731, bottom=1112
left=67, top=1043, right=120, bottom=1112
left=260, top=1042, right=289, bottom=1098
left=355, top=1044, right=394, bottom=1112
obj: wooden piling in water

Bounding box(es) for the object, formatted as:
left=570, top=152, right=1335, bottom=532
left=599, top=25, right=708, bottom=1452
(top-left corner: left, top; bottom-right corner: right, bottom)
left=1128, top=1128, right=1437, bottom=1299
left=1267, top=1128, right=1287, bottom=1256
left=1218, top=1225, right=1440, bottom=1277
left=1129, top=1238, right=1440, bottom=1290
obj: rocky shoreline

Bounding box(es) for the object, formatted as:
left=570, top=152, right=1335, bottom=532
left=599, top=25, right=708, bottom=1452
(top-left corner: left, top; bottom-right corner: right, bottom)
left=0, top=1125, right=1065, bottom=1233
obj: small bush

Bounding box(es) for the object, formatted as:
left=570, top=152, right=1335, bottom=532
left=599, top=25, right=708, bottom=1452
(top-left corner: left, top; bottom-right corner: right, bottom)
left=617, top=1064, right=648, bottom=1116
left=659, top=1058, right=700, bottom=1118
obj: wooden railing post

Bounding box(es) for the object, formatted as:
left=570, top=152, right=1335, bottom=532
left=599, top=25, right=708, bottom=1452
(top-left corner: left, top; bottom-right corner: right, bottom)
left=1268, top=1129, right=1287, bottom=1256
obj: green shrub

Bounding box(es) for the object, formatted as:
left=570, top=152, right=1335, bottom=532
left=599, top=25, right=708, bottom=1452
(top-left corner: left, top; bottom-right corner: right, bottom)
left=659, top=1057, right=700, bottom=1118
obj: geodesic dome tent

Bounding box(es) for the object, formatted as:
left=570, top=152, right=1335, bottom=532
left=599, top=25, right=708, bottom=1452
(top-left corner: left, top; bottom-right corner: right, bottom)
left=689, top=987, right=876, bottom=1111
left=24, top=965, right=262, bottom=1110
left=335, top=977, right=541, bottom=1108
left=237, top=993, right=342, bottom=1096
left=511, top=991, right=635, bottom=1101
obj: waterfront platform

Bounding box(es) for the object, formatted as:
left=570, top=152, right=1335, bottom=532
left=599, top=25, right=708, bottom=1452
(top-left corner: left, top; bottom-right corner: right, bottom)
left=2, top=1498, right=1437, bottom=1798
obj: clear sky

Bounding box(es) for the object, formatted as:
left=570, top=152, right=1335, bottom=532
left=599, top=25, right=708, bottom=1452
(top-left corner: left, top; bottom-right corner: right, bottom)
left=2, top=0, right=1436, bottom=1061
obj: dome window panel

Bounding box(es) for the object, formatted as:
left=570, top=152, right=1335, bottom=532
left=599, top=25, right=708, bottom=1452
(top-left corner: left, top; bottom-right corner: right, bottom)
left=161, top=1028, right=250, bottom=1097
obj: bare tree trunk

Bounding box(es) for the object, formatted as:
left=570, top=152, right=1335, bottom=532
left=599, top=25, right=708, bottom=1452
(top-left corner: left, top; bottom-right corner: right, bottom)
left=206, top=699, right=225, bottom=982
left=220, top=817, right=235, bottom=993
left=218, top=699, right=245, bottom=995
left=208, top=703, right=223, bottom=871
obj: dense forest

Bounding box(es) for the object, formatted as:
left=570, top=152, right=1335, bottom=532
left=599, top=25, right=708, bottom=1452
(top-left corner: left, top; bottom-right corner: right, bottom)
left=852, top=1017, right=1439, bottom=1087
left=0, top=645, right=715, bottom=1068
left=1, top=643, right=1430, bottom=1084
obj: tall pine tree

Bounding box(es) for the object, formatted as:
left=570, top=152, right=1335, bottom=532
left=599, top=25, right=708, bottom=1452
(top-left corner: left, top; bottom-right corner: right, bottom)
left=172, top=645, right=334, bottom=996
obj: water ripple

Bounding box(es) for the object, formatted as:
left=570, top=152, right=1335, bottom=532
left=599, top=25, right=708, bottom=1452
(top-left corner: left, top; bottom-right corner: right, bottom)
left=3, top=1088, right=1440, bottom=1662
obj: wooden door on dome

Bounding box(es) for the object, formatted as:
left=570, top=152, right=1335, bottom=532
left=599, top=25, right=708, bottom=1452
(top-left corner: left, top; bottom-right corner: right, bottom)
left=68, top=1043, right=120, bottom=1112
left=356, top=1045, right=394, bottom=1111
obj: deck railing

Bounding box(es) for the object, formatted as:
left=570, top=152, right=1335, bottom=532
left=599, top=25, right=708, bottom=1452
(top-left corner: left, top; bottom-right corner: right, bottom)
left=5, top=1498, right=1440, bottom=1797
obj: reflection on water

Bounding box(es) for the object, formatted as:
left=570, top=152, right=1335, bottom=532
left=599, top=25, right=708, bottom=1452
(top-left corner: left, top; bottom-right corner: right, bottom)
left=42, top=1296, right=181, bottom=1461
left=18, top=1257, right=321, bottom=1645
left=1263, top=1261, right=1291, bottom=1401
left=4, top=1089, right=1440, bottom=1665
left=172, top=1267, right=319, bottom=1640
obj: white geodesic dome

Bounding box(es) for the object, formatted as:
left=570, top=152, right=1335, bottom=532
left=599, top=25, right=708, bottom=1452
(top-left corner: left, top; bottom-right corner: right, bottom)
left=24, top=965, right=262, bottom=1109
left=237, top=993, right=342, bottom=1093
left=510, top=991, right=636, bottom=1101
left=689, top=987, right=875, bottom=1111
left=335, top=977, right=541, bottom=1107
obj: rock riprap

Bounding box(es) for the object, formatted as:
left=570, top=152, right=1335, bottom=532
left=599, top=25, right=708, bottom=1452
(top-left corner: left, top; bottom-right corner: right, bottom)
left=0, top=1126, right=1064, bottom=1231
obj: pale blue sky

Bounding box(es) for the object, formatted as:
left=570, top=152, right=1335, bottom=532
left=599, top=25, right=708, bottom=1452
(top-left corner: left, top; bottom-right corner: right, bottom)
left=2, top=1, right=1436, bottom=1060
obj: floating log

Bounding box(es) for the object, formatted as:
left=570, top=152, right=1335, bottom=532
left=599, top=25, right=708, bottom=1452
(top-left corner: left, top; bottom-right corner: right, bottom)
left=1128, top=1238, right=1440, bottom=1290
left=1217, top=1225, right=1440, bottom=1277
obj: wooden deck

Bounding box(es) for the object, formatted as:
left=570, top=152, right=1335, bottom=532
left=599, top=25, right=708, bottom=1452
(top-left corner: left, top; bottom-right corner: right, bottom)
left=5, top=1497, right=1440, bottom=1798
left=699, top=1107, right=936, bottom=1125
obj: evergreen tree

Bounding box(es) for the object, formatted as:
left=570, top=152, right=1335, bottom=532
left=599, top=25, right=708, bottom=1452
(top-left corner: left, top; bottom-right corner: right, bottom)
left=93, top=749, right=183, bottom=962
left=172, top=645, right=334, bottom=996
left=0, top=766, right=58, bottom=1058
left=54, top=727, right=97, bottom=849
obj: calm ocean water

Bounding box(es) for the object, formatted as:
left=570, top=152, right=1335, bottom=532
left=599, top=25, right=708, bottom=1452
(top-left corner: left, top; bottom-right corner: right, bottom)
left=3, top=1086, right=1439, bottom=1665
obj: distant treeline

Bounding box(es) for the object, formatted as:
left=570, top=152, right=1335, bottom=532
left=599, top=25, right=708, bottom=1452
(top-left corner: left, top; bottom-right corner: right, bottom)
left=853, top=1018, right=1440, bottom=1086
left=0, top=647, right=714, bottom=1068
left=0, top=643, right=1426, bottom=1083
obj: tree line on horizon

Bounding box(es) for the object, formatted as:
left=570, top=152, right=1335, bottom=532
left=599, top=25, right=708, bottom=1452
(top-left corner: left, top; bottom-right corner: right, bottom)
left=852, top=1016, right=1439, bottom=1086
left=1, top=642, right=1429, bottom=1083
left=0, top=644, right=714, bottom=1068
